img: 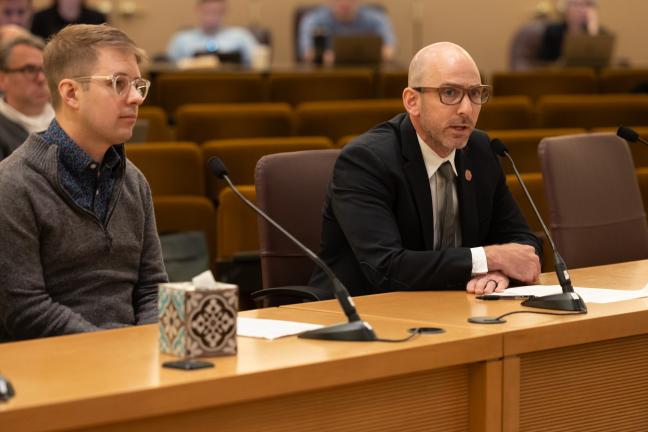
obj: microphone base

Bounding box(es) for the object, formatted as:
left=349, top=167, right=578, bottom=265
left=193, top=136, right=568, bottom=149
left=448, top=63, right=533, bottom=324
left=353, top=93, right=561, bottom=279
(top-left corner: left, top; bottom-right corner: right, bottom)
left=299, top=320, right=378, bottom=342
left=521, top=292, right=587, bottom=312
left=468, top=316, right=507, bottom=324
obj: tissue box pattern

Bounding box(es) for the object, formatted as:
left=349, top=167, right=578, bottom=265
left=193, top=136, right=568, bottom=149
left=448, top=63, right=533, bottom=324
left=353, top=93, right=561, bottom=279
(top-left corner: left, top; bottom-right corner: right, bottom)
left=159, top=284, right=238, bottom=357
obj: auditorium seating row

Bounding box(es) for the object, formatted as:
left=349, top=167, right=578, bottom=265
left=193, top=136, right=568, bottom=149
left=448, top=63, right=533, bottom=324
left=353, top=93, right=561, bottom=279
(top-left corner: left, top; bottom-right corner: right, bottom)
left=144, top=68, right=648, bottom=112
left=126, top=137, right=648, bottom=271
left=146, top=70, right=409, bottom=112
left=138, top=94, right=648, bottom=144
left=492, top=68, right=648, bottom=100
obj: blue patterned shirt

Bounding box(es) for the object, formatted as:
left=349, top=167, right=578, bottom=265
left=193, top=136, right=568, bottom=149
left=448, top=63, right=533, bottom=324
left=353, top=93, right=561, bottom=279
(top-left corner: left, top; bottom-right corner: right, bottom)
left=41, top=120, right=123, bottom=223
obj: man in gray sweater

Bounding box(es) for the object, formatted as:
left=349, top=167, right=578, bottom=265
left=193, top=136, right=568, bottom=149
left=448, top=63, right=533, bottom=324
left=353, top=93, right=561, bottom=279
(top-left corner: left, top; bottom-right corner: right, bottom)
left=0, top=24, right=168, bottom=342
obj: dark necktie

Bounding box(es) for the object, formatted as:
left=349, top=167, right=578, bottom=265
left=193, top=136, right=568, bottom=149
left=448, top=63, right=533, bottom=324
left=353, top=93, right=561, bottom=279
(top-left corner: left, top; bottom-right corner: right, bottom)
left=436, top=161, right=457, bottom=249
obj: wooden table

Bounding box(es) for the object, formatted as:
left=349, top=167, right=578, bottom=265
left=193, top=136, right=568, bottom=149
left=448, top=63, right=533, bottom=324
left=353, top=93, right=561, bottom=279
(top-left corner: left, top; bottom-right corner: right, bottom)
left=2, top=260, right=646, bottom=432
left=0, top=308, right=501, bottom=432
left=284, top=260, right=648, bottom=432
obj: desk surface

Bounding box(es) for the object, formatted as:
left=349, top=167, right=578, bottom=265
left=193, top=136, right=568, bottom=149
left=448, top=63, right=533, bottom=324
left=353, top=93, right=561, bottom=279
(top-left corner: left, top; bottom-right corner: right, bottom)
left=1, top=260, right=646, bottom=431
left=0, top=307, right=498, bottom=432
left=284, top=260, right=648, bottom=355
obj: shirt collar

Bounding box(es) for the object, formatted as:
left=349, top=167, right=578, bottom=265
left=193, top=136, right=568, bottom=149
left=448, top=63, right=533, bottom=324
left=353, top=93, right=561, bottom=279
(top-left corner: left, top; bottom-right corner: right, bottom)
left=416, top=133, right=458, bottom=180
left=41, top=119, right=123, bottom=175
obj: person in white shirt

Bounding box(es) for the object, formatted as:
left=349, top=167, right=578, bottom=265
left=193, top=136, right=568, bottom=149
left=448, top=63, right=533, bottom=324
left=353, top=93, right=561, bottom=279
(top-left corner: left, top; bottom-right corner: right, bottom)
left=167, top=0, right=258, bottom=66
left=0, top=34, right=53, bottom=160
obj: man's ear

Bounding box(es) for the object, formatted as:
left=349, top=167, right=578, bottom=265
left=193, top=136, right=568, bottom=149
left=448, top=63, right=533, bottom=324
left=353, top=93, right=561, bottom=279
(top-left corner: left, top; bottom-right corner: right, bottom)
left=402, top=87, right=420, bottom=117
left=58, top=79, right=80, bottom=109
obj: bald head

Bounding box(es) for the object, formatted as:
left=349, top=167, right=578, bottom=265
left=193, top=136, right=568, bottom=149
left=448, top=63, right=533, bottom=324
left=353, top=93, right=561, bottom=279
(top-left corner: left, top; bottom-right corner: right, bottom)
left=402, top=42, right=484, bottom=158
left=408, top=42, right=480, bottom=87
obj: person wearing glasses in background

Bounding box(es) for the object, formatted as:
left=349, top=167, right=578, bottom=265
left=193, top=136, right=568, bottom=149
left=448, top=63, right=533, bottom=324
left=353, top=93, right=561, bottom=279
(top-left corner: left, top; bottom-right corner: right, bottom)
left=0, top=24, right=168, bottom=342
left=310, top=42, right=541, bottom=298
left=0, top=35, right=53, bottom=160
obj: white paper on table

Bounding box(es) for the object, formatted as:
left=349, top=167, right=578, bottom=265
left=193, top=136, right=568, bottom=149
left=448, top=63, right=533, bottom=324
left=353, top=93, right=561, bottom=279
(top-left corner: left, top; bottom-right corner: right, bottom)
left=498, top=284, right=648, bottom=304
left=237, top=317, right=324, bottom=340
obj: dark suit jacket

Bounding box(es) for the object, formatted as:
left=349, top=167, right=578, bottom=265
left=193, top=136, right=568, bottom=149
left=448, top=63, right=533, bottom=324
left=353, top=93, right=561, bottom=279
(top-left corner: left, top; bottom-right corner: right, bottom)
left=309, top=113, right=541, bottom=296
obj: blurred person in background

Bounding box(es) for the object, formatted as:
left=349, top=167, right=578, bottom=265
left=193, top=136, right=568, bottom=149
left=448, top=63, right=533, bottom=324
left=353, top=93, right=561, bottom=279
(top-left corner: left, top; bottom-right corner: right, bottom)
left=298, top=0, right=395, bottom=64
left=537, top=0, right=604, bottom=62
left=31, top=0, right=106, bottom=39
left=509, top=0, right=556, bottom=70
left=167, top=0, right=259, bottom=66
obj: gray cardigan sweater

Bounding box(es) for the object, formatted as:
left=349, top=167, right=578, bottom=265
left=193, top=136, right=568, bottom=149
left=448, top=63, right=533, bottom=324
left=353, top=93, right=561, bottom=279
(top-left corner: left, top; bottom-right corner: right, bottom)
left=0, top=134, right=168, bottom=342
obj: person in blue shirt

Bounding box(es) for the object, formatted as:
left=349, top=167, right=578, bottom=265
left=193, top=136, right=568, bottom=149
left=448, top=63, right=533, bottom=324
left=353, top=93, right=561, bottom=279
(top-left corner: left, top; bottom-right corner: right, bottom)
left=167, top=0, right=258, bottom=66
left=298, top=0, right=395, bottom=64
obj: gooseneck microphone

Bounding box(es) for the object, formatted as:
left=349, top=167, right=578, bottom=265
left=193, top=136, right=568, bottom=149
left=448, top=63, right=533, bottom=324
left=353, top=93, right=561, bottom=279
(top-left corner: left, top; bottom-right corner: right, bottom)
left=490, top=139, right=587, bottom=313
left=207, top=157, right=377, bottom=341
left=617, top=126, right=648, bottom=147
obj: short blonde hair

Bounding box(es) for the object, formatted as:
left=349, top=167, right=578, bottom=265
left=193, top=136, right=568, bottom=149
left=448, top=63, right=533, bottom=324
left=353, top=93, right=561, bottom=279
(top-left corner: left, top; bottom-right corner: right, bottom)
left=43, top=24, right=146, bottom=109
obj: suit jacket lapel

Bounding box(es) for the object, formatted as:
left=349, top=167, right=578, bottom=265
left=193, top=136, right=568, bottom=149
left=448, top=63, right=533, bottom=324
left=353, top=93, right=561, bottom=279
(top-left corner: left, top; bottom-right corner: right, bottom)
left=400, top=116, right=435, bottom=250
left=455, top=143, right=479, bottom=246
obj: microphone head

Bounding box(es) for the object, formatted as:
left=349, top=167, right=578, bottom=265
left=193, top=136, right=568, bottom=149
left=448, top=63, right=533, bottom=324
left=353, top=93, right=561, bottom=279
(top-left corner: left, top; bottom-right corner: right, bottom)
left=617, top=126, right=639, bottom=143
left=207, top=156, right=229, bottom=179
left=490, top=138, right=509, bottom=157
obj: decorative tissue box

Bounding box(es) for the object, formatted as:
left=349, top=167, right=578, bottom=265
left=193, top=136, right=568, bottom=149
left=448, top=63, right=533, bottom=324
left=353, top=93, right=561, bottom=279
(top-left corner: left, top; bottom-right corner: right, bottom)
left=159, top=279, right=238, bottom=358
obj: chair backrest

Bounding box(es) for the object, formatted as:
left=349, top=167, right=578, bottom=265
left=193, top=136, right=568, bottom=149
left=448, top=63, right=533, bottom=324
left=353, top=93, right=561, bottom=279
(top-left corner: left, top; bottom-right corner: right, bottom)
left=255, top=149, right=340, bottom=288
left=136, top=106, right=174, bottom=141
left=269, top=70, right=374, bottom=105
left=539, top=133, right=648, bottom=268
left=492, top=68, right=596, bottom=100
left=377, top=70, right=408, bottom=98
left=175, top=103, right=295, bottom=144
left=203, top=136, right=333, bottom=201
left=637, top=168, right=648, bottom=218
left=591, top=126, right=648, bottom=168
left=153, top=196, right=217, bottom=262
left=599, top=68, right=648, bottom=93
left=157, top=72, right=266, bottom=115
left=476, top=96, right=534, bottom=130
left=487, top=128, right=586, bottom=174
left=537, top=94, right=648, bottom=129
left=296, top=99, right=402, bottom=141
left=505, top=172, right=553, bottom=272
left=126, top=142, right=204, bottom=195
left=217, top=186, right=259, bottom=260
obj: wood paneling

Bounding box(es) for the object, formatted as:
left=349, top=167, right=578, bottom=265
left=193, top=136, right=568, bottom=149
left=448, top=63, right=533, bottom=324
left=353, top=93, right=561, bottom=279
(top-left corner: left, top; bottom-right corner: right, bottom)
left=83, top=366, right=471, bottom=432
left=518, top=334, right=648, bottom=432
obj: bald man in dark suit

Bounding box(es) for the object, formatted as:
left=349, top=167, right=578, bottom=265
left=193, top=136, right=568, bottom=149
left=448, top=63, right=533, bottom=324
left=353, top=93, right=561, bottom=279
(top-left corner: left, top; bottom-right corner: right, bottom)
left=310, top=42, right=541, bottom=296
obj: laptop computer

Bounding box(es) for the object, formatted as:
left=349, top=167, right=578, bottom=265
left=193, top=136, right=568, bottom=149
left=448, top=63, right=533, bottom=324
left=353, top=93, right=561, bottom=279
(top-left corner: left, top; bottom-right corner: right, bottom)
left=561, top=33, right=615, bottom=68
left=332, top=35, right=382, bottom=65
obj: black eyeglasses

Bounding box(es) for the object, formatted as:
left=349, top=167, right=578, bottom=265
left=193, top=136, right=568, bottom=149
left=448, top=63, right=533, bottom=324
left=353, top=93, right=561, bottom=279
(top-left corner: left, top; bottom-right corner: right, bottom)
left=3, top=64, right=45, bottom=80
left=412, top=85, right=492, bottom=105
left=72, top=74, right=151, bottom=100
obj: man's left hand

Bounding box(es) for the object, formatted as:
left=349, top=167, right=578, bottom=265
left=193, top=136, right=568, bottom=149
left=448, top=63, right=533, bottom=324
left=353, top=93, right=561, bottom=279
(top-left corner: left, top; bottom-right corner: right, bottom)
left=466, top=271, right=509, bottom=295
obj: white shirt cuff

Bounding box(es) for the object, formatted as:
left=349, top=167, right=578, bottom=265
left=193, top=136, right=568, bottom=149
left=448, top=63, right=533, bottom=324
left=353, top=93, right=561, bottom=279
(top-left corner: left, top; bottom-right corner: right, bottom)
left=470, top=247, right=488, bottom=275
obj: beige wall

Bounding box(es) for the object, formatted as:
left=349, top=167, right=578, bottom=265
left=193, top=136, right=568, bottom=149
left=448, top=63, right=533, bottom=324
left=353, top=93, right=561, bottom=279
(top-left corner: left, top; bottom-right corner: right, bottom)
left=31, top=0, right=648, bottom=78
